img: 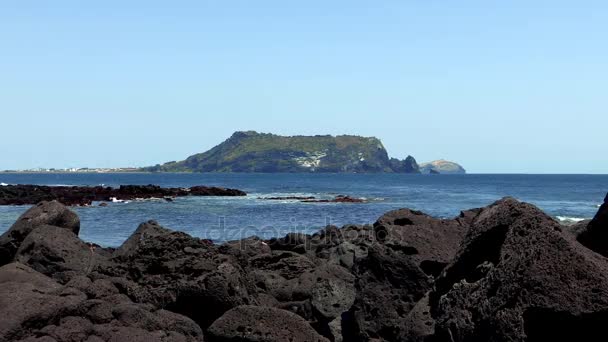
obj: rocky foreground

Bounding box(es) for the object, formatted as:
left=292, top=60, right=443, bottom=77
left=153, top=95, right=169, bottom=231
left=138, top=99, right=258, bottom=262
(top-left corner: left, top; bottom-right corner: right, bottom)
left=0, top=184, right=246, bottom=206
left=0, top=195, right=607, bottom=341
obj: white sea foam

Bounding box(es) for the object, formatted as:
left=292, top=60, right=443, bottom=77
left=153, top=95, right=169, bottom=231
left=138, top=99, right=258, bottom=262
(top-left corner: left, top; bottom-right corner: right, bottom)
left=0, top=182, right=8, bottom=186
left=133, top=197, right=164, bottom=202
left=556, top=216, right=587, bottom=223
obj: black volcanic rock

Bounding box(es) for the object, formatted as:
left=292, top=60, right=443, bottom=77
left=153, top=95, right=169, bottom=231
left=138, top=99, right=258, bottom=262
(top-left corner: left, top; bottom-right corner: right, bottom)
left=219, top=237, right=272, bottom=265
left=111, top=220, right=173, bottom=259
left=0, top=201, right=80, bottom=266
left=301, top=195, right=367, bottom=203
left=260, top=195, right=317, bottom=200
left=0, top=184, right=246, bottom=206
left=108, top=220, right=259, bottom=329
left=351, top=244, right=433, bottom=341
left=249, top=251, right=317, bottom=280
left=207, top=305, right=329, bottom=342
left=4, top=196, right=608, bottom=341
left=15, top=225, right=109, bottom=283
left=267, top=232, right=312, bottom=252
left=0, top=262, right=86, bottom=340
left=576, top=193, right=608, bottom=257
left=189, top=185, right=246, bottom=196
left=0, top=262, right=204, bottom=342
left=260, top=195, right=369, bottom=203
left=307, top=224, right=375, bottom=270
left=259, top=262, right=355, bottom=322
left=310, top=267, right=356, bottom=321
left=374, top=208, right=469, bottom=277
left=345, top=208, right=475, bottom=341
left=427, top=198, right=608, bottom=342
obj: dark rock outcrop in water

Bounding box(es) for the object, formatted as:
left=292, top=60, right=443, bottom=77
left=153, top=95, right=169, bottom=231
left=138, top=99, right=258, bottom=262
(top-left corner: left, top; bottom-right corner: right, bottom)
left=0, top=184, right=246, bottom=206
left=260, top=195, right=317, bottom=200
left=1, top=195, right=608, bottom=341
left=301, top=195, right=367, bottom=203
left=390, top=155, right=421, bottom=174
left=260, top=195, right=367, bottom=203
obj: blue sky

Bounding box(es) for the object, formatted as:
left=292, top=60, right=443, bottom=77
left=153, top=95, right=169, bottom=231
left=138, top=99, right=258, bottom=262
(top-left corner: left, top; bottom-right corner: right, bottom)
left=1, top=1, right=606, bottom=173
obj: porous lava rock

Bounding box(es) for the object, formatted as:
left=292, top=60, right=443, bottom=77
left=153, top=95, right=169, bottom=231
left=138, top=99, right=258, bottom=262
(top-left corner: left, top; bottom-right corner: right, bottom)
left=4, top=196, right=608, bottom=342
left=207, top=305, right=329, bottom=342
left=0, top=201, right=80, bottom=266
left=15, top=224, right=108, bottom=283
left=428, top=198, right=608, bottom=342
left=0, top=262, right=204, bottom=342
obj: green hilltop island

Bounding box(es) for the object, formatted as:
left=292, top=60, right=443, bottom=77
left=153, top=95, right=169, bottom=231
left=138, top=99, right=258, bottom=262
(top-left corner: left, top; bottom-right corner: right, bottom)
left=143, top=131, right=465, bottom=174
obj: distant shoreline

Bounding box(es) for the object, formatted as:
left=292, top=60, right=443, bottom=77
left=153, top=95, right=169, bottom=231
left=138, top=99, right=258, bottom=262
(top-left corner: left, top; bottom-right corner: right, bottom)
left=0, top=170, right=463, bottom=175
left=0, top=171, right=149, bottom=174
left=1, top=171, right=606, bottom=175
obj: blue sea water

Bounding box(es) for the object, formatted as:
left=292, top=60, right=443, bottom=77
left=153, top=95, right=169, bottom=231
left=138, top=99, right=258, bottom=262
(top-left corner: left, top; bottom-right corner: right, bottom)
left=0, top=173, right=605, bottom=247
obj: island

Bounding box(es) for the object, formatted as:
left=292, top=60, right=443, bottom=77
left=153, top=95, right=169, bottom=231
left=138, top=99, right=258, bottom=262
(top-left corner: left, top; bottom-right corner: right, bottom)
left=420, top=159, right=466, bottom=174
left=142, top=131, right=464, bottom=174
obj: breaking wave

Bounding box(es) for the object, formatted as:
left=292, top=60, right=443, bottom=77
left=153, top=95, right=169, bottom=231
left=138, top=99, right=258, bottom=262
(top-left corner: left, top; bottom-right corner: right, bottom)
left=556, top=216, right=587, bottom=223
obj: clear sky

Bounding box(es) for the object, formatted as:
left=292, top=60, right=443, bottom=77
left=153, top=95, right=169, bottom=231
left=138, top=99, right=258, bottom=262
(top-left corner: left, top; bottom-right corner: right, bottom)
left=1, top=1, right=606, bottom=173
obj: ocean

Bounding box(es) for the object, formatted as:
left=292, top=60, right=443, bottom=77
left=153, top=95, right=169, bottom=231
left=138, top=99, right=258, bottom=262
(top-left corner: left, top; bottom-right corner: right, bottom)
left=0, top=173, right=605, bottom=247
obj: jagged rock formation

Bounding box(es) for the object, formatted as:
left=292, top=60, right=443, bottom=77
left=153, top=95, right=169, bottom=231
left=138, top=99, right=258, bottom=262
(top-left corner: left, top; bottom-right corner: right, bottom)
left=144, top=131, right=424, bottom=173
left=429, top=197, right=608, bottom=341
left=1, top=195, right=607, bottom=341
left=404, top=155, right=421, bottom=173
left=390, top=155, right=421, bottom=173
left=0, top=201, right=80, bottom=265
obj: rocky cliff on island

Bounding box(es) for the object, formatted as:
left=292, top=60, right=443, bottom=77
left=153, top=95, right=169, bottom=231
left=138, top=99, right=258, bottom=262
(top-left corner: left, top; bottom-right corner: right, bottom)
left=0, top=194, right=607, bottom=341
left=144, top=131, right=431, bottom=173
